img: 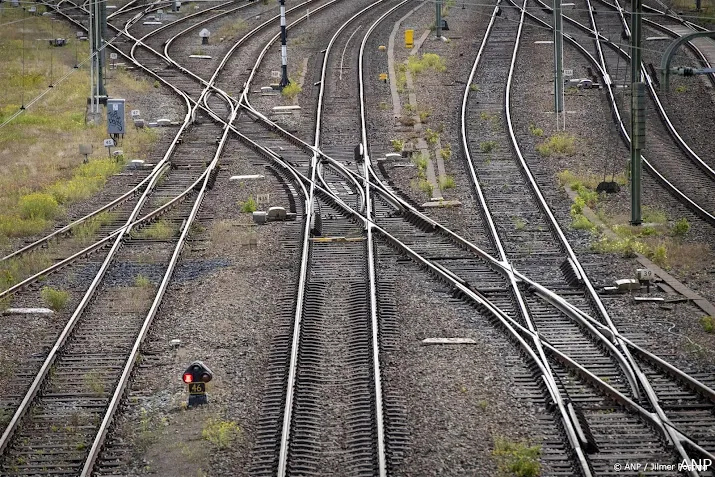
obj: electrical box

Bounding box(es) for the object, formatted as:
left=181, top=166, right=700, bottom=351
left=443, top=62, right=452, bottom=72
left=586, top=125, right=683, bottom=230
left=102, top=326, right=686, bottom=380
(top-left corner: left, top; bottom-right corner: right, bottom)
left=405, top=29, right=414, bottom=49
left=107, top=98, right=126, bottom=135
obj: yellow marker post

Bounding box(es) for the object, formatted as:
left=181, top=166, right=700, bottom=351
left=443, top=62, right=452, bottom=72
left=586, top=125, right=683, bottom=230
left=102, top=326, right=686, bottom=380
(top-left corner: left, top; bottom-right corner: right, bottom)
left=405, top=29, right=414, bottom=49
left=379, top=73, right=388, bottom=83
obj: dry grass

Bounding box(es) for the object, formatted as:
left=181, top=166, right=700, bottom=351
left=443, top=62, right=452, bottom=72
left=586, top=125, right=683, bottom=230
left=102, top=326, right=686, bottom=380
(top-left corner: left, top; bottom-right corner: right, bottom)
left=0, top=7, right=160, bottom=245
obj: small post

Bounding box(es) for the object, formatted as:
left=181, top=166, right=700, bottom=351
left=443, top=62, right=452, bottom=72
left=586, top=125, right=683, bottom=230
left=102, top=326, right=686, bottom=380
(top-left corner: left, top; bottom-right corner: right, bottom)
left=104, top=138, right=114, bottom=158
left=630, top=0, right=643, bottom=225
left=182, top=361, right=213, bottom=407
left=554, top=0, right=564, bottom=129
left=279, top=0, right=289, bottom=88
left=436, top=0, right=442, bottom=38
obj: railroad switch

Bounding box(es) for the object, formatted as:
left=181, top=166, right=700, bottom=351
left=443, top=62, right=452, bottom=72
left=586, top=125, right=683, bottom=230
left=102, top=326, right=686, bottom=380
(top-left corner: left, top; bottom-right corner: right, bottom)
left=182, top=361, right=213, bottom=407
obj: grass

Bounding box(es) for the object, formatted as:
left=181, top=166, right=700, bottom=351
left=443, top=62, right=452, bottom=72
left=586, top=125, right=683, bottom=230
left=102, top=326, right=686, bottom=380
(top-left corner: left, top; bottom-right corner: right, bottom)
left=281, top=81, right=302, bottom=100
left=480, top=141, right=497, bottom=153
left=407, top=53, right=447, bottom=76
left=136, top=220, right=174, bottom=240
left=492, top=437, right=541, bottom=477
left=72, top=211, right=112, bottom=243
left=134, top=274, right=152, bottom=288
left=83, top=370, right=105, bottom=395
left=240, top=197, right=257, bottom=213
left=470, top=83, right=480, bottom=92
left=202, top=419, right=240, bottom=450
left=537, top=133, right=576, bottom=156
left=701, top=316, right=714, bottom=333
left=425, top=128, right=440, bottom=145
left=41, top=286, right=69, bottom=311
left=0, top=9, right=160, bottom=247
left=215, top=18, right=248, bottom=41
left=440, top=144, right=452, bottom=160
left=439, top=175, right=456, bottom=189
left=672, top=218, right=690, bottom=237
left=528, top=123, right=544, bottom=137
left=391, top=139, right=404, bottom=152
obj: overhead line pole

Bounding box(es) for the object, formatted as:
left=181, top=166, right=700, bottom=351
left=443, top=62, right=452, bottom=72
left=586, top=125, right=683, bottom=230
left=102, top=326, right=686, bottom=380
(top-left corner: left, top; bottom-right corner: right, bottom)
left=630, top=0, right=644, bottom=225
left=436, top=0, right=442, bottom=38
left=554, top=0, right=564, bottom=129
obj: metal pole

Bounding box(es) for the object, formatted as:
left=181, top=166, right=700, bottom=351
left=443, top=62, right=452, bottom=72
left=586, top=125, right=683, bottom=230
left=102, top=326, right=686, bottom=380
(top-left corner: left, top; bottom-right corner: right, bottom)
left=88, top=4, right=95, bottom=113
left=94, top=0, right=100, bottom=108
left=630, top=0, right=644, bottom=225
left=279, top=0, right=289, bottom=88
left=98, top=0, right=106, bottom=96
left=554, top=0, right=564, bottom=129
left=173, top=0, right=178, bottom=12
left=436, top=0, right=442, bottom=38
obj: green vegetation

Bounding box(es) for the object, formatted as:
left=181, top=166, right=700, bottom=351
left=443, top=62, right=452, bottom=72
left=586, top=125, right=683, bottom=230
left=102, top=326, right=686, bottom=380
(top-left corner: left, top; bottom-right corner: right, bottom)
left=528, top=123, right=544, bottom=137
left=202, top=419, right=241, bottom=449
left=72, top=211, right=112, bottom=243
left=216, top=18, right=248, bottom=40
left=391, top=139, right=404, bottom=152
left=470, top=83, right=480, bottom=92
left=419, top=108, right=431, bottom=123
left=480, top=141, right=497, bottom=153
left=514, top=217, right=526, bottom=231
left=136, top=220, right=174, bottom=240
left=48, top=159, right=126, bottom=205
left=83, top=370, right=105, bottom=395
left=134, top=275, right=152, bottom=288
left=396, top=64, right=407, bottom=93
left=675, top=84, right=688, bottom=93
left=440, top=144, right=452, bottom=161
left=413, top=153, right=428, bottom=178
left=407, top=53, right=447, bottom=76
left=425, top=128, right=440, bottom=145
left=41, top=287, right=69, bottom=311
left=281, top=81, right=302, bottom=100
left=241, top=197, right=257, bottom=213
left=417, top=179, right=434, bottom=196
left=537, top=133, right=576, bottom=156
left=672, top=218, right=690, bottom=237
left=478, top=400, right=489, bottom=410
left=0, top=8, right=159, bottom=246
left=493, top=437, right=541, bottom=477
left=439, top=175, right=455, bottom=189
left=701, top=316, right=714, bottom=333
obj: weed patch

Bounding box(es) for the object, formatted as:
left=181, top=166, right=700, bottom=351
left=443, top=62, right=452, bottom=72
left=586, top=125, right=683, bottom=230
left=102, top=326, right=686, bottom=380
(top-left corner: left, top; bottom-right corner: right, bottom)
left=439, top=175, right=455, bottom=189
left=41, top=287, right=69, bottom=311
left=493, top=437, right=541, bottom=477
left=136, top=220, right=174, bottom=240
left=537, top=133, right=576, bottom=156
left=281, top=82, right=302, bottom=100
left=701, top=316, right=714, bottom=333
left=407, top=53, right=446, bottom=77
left=202, top=419, right=240, bottom=449
left=240, top=197, right=257, bottom=213
left=480, top=141, right=497, bottom=153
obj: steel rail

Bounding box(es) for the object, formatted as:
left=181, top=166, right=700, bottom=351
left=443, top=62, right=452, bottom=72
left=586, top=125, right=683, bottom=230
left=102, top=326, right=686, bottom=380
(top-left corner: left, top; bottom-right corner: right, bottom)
left=80, top=86, right=238, bottom=477
left=354, top=3, right=407, bottom=476
left=458, top=1, right=594, bottom=474
left=512, top=1, right=710, bottom=470
left=110, top=0, right=715, bottom=464
left=258, top=127, right=715, bottom=466
left=273, top=2, right=392, bottom=474
left=0, top=0, right=237, bottom=465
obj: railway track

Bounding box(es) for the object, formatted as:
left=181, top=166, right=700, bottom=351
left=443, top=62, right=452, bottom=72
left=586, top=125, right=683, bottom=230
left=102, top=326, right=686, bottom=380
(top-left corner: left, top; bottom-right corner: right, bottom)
left=3, top=0, right=715, bottom=473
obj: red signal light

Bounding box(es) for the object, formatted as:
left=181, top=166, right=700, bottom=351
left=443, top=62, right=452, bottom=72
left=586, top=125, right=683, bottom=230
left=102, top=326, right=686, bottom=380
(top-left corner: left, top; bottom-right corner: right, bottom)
left=183, top=373, right=193, bottom=383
